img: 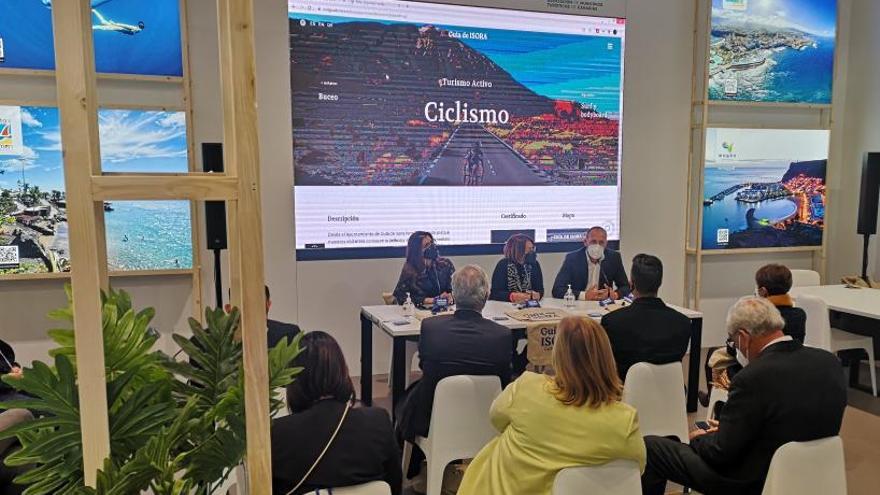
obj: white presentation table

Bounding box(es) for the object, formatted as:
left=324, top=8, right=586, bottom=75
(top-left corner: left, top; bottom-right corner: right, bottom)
left=790, top=285, right=880, bottom=391
left=790, top=285, right=880, bottom=320
left=359, top=298, right=704, bottom=415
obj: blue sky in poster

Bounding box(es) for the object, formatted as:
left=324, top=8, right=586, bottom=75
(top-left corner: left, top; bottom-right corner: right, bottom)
left=712, top=0, right=837, bottom=37
left=0, top=0, right=182, bottom=76
left=0, top=107, right=188, bottom=191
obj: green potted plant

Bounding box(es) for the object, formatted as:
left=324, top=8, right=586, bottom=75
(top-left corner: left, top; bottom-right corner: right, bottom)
left=0, top=286, right=303, bottom=494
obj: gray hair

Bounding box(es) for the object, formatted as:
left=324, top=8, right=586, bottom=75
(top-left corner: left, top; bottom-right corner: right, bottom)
left=726, top=296, right=786, bottom=337
left=452, top=264, right=489, bottom=311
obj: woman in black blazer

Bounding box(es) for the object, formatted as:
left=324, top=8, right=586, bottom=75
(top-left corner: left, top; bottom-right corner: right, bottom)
left=490, top=234, right=544, bottom=302
left=271, top=332, right=402, bottom=495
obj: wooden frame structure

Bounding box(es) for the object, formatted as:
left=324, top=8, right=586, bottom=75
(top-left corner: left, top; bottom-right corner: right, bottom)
left=0, top=0, right=203, bottom=318
left=49, top=0, right=270, bottom=490
left=684, top=0, right=841, bottom=309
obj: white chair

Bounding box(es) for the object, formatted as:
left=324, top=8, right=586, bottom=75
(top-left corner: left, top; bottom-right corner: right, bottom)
left=761, top=436, right=846, bottom=495
left=790, top=269, right=821, bottom=288
left=383, top=292, right=419, bottom=389
left=319, top=481, right=392, bottom=495
left=797, top=294, right=877, bottom=396
left=706, top=387, right=729, bottom=422
left=553, top=460, right=642, bottom=495
left=214, top=464, right=247, bottom=495
left=623, top=362, right=689, bottom=443
left=404, top=375, right=502, bottom=495
left=273, top=387, right=289, bottom=419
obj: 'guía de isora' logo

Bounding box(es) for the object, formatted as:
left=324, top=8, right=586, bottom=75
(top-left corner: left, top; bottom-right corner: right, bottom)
left=0, top=118, right=16, bottom=151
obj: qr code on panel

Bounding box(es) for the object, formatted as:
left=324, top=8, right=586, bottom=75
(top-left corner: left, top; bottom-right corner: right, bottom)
left=717, top=229, right=730, bottom=244
left=0, top=245, right=20, bottom=266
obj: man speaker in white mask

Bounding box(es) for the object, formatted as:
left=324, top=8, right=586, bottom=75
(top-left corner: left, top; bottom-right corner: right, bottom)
left=551, top=226, right=631, bottom=301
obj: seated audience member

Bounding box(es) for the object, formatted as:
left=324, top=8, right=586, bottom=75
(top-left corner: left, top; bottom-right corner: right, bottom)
left=551, top=226, right=630, bottom=301
left=396, top=265, right=512, bottom=470
left=393, top=231, right=455, bottom=306
left=458, top=316, right=646, bottom=495
left=601, top=254, right=691, bottom=380
left=1, top=409, right=32, bottom=495
left=642, top=297, right=846, bottom=495
left=0, top=339, right=25, bottom=408
left=223, top=286, right=301, bottom=348
left=271, top=331, right=401, bottom=495
left=704, top=264, right=808, bottom=398
left=264, top=285, right=301, bottom=348
left=490, top=234, right=544, bottom=303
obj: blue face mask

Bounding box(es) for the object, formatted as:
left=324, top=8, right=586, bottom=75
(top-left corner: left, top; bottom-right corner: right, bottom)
left=524, top=251, right=537, bottom=265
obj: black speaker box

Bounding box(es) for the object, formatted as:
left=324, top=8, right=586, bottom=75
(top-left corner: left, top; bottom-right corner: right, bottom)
left=858, top=152, right=880, bottom=236
left=202, top=143, right=228, bottom=250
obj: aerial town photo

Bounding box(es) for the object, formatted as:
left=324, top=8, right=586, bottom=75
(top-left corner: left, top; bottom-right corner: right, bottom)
left=708, top=0, right=836, bottom=104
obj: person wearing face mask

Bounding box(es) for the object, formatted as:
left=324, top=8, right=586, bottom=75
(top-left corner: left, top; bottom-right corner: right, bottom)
left=551, top=226, right=630, bottom=301
left=701, top=264, right=808, bottom=407
left=641, top=297, right=846, bottom=495
left=393, top=231, right=455, bottom=307
left=490, top=234, right=544, bottom=303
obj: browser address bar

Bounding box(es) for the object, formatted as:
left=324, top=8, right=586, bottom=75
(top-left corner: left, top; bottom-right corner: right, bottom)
left=291, top=0, right=410, bottom=21
left=290, top=0, right=624, bottom=37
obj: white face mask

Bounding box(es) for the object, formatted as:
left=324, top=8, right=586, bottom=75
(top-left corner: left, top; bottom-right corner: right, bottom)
left=735, top=333, right=750, bottom=367
left=587, top=244, right=604, bottom=260
left=735, top=348, right=750, bottom=367
left=754, top=287, right=761, bottom=297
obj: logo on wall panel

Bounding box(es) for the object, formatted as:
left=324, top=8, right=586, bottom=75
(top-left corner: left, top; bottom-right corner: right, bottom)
left=722, top=0, right=748, bottom=10
left=0, top=106, right=24, bottom=156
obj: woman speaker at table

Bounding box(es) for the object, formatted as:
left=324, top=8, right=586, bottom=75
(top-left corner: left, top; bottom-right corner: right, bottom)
left=393, top=231, right=455, bottom=306
left=490, top=234, right=544, bottom=303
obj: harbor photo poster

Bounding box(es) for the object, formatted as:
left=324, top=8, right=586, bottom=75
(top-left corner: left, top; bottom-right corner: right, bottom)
left=0, top=105, right=193, bottom=275
left=702, top=128, right=828, bottom=250
left=708, top=0, right=836, bottom=104
left=0, top=0, right=183, bottom=77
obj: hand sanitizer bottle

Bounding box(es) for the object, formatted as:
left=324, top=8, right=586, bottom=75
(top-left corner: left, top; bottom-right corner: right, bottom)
left=403, top=292, right=414, bottom=317
left=564, top=285, right=575, bottom=308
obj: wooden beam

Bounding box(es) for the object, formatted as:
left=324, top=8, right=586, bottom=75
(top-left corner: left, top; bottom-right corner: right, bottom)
left=50, top=0, right=110, bottom=486
left=217, top=0, right=271, bottom=492
left=91, top=174, right=239, bottom=201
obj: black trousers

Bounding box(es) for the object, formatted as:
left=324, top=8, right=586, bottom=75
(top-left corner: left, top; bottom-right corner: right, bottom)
left=641, top=436, right=758, bottom=495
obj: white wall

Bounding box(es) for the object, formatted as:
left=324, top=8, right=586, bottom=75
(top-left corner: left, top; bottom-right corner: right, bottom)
left=0, top=275, right=193, bottom=365
left=829, top=0, right=880, bottom=283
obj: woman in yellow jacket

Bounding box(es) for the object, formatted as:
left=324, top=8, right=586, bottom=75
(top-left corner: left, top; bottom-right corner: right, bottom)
left=458, top=316, right=646, bottom=495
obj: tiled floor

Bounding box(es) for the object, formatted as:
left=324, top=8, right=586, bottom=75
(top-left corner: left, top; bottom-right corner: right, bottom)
left=358, top=353, right=880, bottom=495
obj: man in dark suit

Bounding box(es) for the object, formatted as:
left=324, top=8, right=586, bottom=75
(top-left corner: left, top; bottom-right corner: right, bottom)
left=225, top=286, right=300, bottom=348
left=264, top=286, right=301, bottom=348
left=642, top=297, right=847, bottom=495
left=551, top=226, right=630, bottom=300
left=601, top=254, right=690, bottom=380
left=396, top=264, right=512, bottom=443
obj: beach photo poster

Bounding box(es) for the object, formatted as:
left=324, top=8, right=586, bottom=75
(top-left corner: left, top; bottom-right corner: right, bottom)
left=0, top=0, right=183, bottom=77
left=702, top=128, right=829, bottom=250
left=0, top=105, right=193, bottom=275
left=708, top=0, right=836, bottom=104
